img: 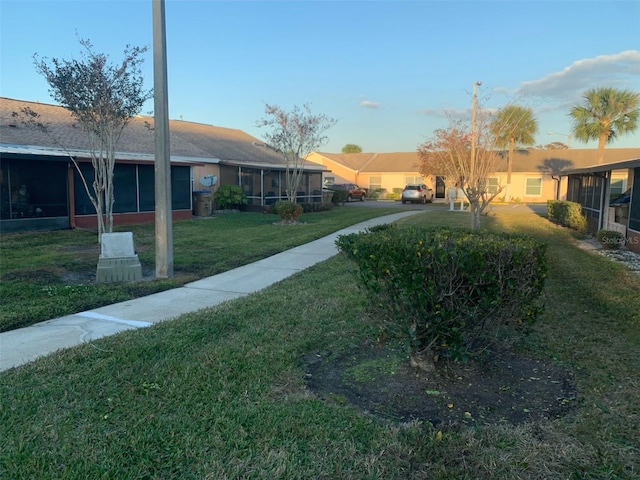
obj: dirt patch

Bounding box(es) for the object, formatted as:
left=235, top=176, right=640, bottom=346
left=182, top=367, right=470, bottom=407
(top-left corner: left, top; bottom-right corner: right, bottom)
left=305, top=342, right=577, bottom=426
left=61, top=266, right=157, bottom=285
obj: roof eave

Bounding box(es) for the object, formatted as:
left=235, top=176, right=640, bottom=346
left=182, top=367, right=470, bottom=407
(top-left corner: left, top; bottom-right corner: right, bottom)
left=562, top=158, right=640, bottom=175
left=0, top=143, right=219, bottom=165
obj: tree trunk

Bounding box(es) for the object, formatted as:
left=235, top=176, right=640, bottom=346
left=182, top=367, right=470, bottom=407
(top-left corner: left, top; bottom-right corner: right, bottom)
left=410, top=349, right=437, bottom=373
left=470, top=199, right=481, bottom=229
left=597, top=133, right=607, bottom=164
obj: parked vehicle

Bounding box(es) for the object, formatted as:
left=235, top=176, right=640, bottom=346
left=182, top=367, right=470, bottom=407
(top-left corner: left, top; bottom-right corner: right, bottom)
left=401, top=184, right=434, bottom=204
left=328, top=183, right=367, bottom=202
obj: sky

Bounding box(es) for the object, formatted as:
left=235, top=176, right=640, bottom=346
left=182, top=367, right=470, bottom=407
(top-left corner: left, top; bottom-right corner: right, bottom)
left=1, top=0, right=639, bottom=153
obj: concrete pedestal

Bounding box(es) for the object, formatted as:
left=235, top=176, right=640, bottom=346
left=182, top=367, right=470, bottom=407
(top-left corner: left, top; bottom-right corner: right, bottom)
left=96, top=232, right=142, bottom=283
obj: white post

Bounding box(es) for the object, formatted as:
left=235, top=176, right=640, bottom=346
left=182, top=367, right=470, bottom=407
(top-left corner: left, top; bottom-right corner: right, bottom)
left=448, top=186, right=456, bottom=211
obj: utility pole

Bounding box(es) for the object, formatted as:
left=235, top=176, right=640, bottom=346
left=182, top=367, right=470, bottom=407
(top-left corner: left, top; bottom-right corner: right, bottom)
left=547, top=131, right=572, bottom=149
left=470, top=80, right=481, bottom=191
left=152, top=0, right=173, bottom=278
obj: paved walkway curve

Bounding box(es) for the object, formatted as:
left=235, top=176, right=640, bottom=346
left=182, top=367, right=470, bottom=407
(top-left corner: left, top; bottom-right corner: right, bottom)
left=0, top=211, right=422, bottom=372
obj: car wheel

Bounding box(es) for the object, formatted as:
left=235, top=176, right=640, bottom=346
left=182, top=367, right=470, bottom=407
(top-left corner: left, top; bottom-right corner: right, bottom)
left=421, top=196, right=426, bottom=204
left=360, top=195, right=365, bottom=202
left=347, top=194, right=352, bottom=202
left=401, top=199, right=406, bottom=204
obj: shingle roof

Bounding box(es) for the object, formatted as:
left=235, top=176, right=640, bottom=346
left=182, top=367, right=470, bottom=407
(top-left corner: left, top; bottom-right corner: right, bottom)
left=314, top=152, right=422, bottom=172
left=494, top=148, right=640, bottom=173
left=314, top=147, right=640, bottom=174
left=0, top=97, right=312, bottom=168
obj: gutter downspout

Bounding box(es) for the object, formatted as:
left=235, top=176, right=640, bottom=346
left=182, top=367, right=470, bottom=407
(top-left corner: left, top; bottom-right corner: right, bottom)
left=551, top=175, right=560, bottom=200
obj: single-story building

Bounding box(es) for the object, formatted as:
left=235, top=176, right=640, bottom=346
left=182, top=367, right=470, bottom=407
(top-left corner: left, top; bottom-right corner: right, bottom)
left=306, top=151, right=437, bottom=197
left=307, top=148, right=640, bottom=202
left=1, top=97, right=326, bottom=233
left=563, top=157, right=640, bottom=254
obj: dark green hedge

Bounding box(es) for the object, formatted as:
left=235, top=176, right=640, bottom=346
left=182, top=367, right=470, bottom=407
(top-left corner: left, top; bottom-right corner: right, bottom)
left=299, top=202, right=334, bottom=213
left=336, top=225, right=547, bottom=360
left=547, top=200, right=587, bottom=233
left=331, top=190, right=349, bottom=205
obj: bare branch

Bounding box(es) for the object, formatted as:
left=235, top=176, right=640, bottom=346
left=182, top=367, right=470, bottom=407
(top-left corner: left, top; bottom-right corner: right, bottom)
left=257, top=103, right=336, bottom=203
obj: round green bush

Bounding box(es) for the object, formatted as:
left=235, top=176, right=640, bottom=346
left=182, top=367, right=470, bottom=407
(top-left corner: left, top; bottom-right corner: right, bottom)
left=336, top=226, right=547, bottom=363
left=273, top=200, right=303, bottom=222
left=596, top=230, right=625, bottom=249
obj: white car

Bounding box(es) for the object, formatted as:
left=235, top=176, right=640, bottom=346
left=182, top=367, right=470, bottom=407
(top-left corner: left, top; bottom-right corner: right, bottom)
left=401, top=184, right=434, bottom=204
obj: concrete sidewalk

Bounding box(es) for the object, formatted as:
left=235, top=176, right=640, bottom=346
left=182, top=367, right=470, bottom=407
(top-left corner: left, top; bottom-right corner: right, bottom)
left=0, top=211, right=420, bottom=372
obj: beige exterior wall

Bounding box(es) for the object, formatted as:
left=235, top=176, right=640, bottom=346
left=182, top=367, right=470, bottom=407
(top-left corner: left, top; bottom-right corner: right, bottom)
left=309, top=152, right=636, bottom=203
left=308, top=153, right=438, bottom=194
left=324, top=166, right=357, bottom=185
left=485, top=172, right=557, bottom=202
left=355, top=172, right=433, bottom=193
left=192, top=164, right=221, bottom=194
left=307, top=153, right=355, bottom=185
left=610, top=170, right=630, bottom=197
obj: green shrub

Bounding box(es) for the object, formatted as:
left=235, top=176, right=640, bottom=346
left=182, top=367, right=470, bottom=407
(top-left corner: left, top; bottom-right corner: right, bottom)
left=336, top=226, right=547, bottom=365
left=214, top=185, right=247, bottom=209
left=331, top=189, right=349, bottom=205
left=366, top=188, right=385, bottom=200
left=273, top=200, right=303, bottom=222
left=596, top=229, right=625, bottom=249
left=547, top=200, right=587, bottom=233
left=299, top=202, right=334, bottom=213
left=388, top=188, right=403, bottom=200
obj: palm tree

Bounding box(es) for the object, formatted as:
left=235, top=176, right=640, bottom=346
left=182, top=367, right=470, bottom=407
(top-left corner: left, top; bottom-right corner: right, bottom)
left=491, top=105, right=538, bottom=200
left=569, top=87, right=640, bottom=164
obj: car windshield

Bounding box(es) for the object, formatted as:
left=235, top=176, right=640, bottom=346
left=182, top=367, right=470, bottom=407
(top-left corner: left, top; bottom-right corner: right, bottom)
left=406, top=185, right=420, bottom=190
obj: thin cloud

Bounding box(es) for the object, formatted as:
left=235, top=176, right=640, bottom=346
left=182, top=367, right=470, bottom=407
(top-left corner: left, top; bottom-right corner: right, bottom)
left=419, top=107, right=466, bottom=119
left=360, top=100, right=380, bottom=108
left=419, top=106, right=497, bottom=122
left=516, top=50, right=640, bottom=101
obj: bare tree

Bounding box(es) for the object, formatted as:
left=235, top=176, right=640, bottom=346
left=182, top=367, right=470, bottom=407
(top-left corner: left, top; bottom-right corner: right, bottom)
left=418, top=117, right=502, bottom=229
left=257, top=103, right=336, bottom=203
left=33, top=38, right=152, bottom=239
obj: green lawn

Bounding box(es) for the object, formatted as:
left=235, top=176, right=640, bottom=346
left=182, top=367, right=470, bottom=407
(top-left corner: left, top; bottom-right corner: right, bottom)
left=1, top=209, right=639, bottom=479
left=0, top=206, right=403, bottom=332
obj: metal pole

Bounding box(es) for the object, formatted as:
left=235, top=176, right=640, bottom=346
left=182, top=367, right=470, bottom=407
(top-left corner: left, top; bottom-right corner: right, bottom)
left=153, top=0, right=173, bottom=278
left=470, top=81, right=481, bottom=190
left=547, top=131, right=572, bottom=149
